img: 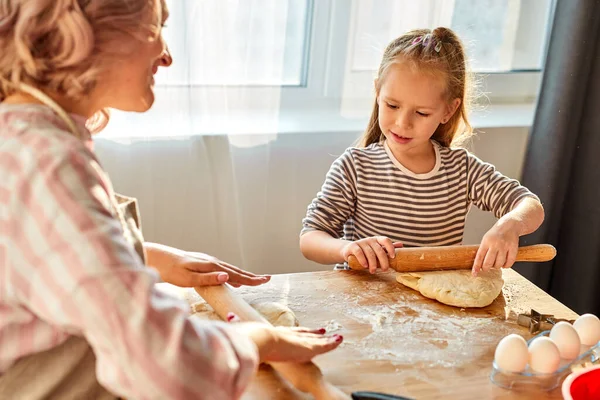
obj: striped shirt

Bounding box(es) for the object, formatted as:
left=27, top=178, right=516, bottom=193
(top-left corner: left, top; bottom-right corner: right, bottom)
left=302, top=140, right=538, bottom=268
left=0, top=104, right=258, bottom=399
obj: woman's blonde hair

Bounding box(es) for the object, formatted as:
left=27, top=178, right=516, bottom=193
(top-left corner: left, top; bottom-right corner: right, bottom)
left=359, top=27, right=476, bottom=148
left=0, top=0, right=163, bottom=133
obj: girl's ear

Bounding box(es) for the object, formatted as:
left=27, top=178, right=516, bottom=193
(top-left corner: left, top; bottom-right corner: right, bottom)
left=442, top=98, right=461, bottom=123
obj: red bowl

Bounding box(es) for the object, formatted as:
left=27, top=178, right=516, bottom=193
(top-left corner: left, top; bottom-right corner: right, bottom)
left=562, top=366, right=600, bottom=400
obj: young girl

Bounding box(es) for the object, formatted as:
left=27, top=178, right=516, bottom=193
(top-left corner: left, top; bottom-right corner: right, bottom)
left=300, top=27, right=544, bottom=276
left=0, top=1, right=341, bottom=399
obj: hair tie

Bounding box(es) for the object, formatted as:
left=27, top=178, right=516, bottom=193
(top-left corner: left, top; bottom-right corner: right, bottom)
left=412, top=34, right=443, bottom=53
left=422, top=33, right=432, bottom=47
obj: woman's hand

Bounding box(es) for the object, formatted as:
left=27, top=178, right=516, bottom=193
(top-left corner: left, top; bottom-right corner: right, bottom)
left=472, top=220, right=520, bottom=277
left=228, top=317, right=342, bottom=363
left=144, top=243, right=270, bottom=287
left=163, top=251, right=271, bottom=287
left=340, top=236, right=403, bottom=273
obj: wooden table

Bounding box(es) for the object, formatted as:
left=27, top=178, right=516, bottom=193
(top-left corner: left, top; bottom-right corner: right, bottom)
left=162, top=269, right=578, bottom=400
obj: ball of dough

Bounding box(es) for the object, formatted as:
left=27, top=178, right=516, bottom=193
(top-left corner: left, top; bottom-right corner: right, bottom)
left=191, top=301, right=299, bottom=327
left=396, top=268, right=504, bottom=308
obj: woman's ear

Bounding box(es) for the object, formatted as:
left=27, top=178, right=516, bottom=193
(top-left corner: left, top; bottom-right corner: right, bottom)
left=442, top=98, right=461, bottom=123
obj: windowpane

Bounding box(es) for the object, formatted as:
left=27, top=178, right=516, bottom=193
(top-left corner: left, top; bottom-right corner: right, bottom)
left=349, top=0, right=551, bottom=73
left=158, top=0, right=310, bottom=86
left=451, top=0, right=551, bottom=71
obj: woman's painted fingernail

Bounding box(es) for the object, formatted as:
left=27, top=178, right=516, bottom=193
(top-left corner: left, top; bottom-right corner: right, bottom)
left=226, top=312, right=237, bottom=321
left=217, top=273, right=229, bottom=283
left=318, top=328, right=326, bottom=334
left=333, top=334, right=343, bottom=342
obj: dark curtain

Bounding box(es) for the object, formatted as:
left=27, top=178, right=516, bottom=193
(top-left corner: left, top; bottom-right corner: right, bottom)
left=517, top=0, right=600, bottom=314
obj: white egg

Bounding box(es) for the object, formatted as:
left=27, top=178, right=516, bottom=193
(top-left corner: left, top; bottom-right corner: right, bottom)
left=550, top=321, right=581, bottom=359
left=494, top=334, right=529, bottom=373
left=573, top=314, right=600, bottom=346
left=528, top=337, right=560, bottom=374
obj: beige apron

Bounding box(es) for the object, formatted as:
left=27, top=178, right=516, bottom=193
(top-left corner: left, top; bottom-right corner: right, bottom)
left=0, top=194, right=147, bottom=400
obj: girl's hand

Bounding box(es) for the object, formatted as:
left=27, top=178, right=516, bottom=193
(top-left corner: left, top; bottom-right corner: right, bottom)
left=340, top=236, right=403, bottom=273
left=160, top=252, right=271, bottom=288
left=227, top=315, right=342, bottom=363
left=472, top=220, right=520, bottom=277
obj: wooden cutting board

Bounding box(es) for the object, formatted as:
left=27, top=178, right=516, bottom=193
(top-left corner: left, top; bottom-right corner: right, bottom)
left=158, top=269, right=578, bottom=400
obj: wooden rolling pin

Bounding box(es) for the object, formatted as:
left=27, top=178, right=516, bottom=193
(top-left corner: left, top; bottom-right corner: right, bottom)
left=347, top=244, right=556, bottom=272
left=194, top=284, right=349, bottom=400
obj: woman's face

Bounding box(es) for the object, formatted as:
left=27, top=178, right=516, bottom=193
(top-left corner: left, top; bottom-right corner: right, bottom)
left=95, top=0, right=172, bottom=113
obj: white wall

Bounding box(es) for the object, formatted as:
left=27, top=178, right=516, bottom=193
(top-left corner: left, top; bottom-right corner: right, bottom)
left=95, top=126, right=531, bottom=275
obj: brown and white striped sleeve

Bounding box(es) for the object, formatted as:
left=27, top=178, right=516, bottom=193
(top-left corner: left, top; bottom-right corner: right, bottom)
left=301, top=149, right=357, bottom=238
left=466, top=151, right=540, bottom=218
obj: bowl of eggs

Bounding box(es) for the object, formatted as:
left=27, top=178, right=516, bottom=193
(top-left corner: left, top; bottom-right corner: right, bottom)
left=490, top=313, right=600, bottom=391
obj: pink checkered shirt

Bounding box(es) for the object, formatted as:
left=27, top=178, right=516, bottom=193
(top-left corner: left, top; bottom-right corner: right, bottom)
left=0, top=104, right=258, bottom=399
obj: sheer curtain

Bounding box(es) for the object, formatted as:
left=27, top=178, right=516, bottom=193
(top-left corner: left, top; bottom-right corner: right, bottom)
left=100, top=0, right=309, bottom=140
left=95, top=130, right=354, bottom=275
left=96, top=0, right=327, bottom=274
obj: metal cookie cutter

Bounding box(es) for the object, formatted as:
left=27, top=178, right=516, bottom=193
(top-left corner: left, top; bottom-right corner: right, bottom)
left=517, top=309, right=575, bottom=334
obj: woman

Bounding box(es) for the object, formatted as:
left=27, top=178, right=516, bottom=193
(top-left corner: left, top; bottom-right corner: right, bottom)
left=0, top=1, right=342, bottom=398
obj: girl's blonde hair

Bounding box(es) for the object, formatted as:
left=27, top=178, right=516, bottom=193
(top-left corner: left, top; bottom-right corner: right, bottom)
left=0, top=0, right=163, bottom=133
left=359, top=27, right=476, bottom=148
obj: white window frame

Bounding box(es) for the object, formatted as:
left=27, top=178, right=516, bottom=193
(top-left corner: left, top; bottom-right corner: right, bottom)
left=280, top=0, right=553, bottom=118
left=158, top=0, right=552, bottom=113
left=103, top=0, right=553, bottom=138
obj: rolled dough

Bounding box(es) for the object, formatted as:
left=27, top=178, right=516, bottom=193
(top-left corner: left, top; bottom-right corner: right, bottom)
left=191, top=301, right=299, bottom=327
left=396, top=268, right=504, bottom=308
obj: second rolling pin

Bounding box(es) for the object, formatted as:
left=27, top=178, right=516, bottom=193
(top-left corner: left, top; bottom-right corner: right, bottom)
left=194, top=284, right=349, bottom=400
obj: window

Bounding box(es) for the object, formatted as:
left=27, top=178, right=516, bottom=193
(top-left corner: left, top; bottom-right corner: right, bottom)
left=349, top=0, right=551, bottom=73
left=158, top=0, right=311, bottom=87
left=334, top=0, right=553, bottom=115
left=101, top=0, right=553, bottom=138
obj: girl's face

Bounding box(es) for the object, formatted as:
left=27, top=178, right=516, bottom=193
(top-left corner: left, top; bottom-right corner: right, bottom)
left=377, top=61, right=460, bottom=156
left=95, top=0, right=172, bottom=112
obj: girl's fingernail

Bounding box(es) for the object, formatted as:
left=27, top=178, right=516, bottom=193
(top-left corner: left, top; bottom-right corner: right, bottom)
left=217, top=273, right=229, bottom=283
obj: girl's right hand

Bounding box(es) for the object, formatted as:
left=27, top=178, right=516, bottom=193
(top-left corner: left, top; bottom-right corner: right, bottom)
left=231, top=320, right=343, bottom=363
left=340, top=236, right=403, bottom=273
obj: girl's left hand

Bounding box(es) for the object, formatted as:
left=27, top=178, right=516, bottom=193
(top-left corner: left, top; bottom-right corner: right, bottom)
left=472, top=220, right=520, bottom=277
